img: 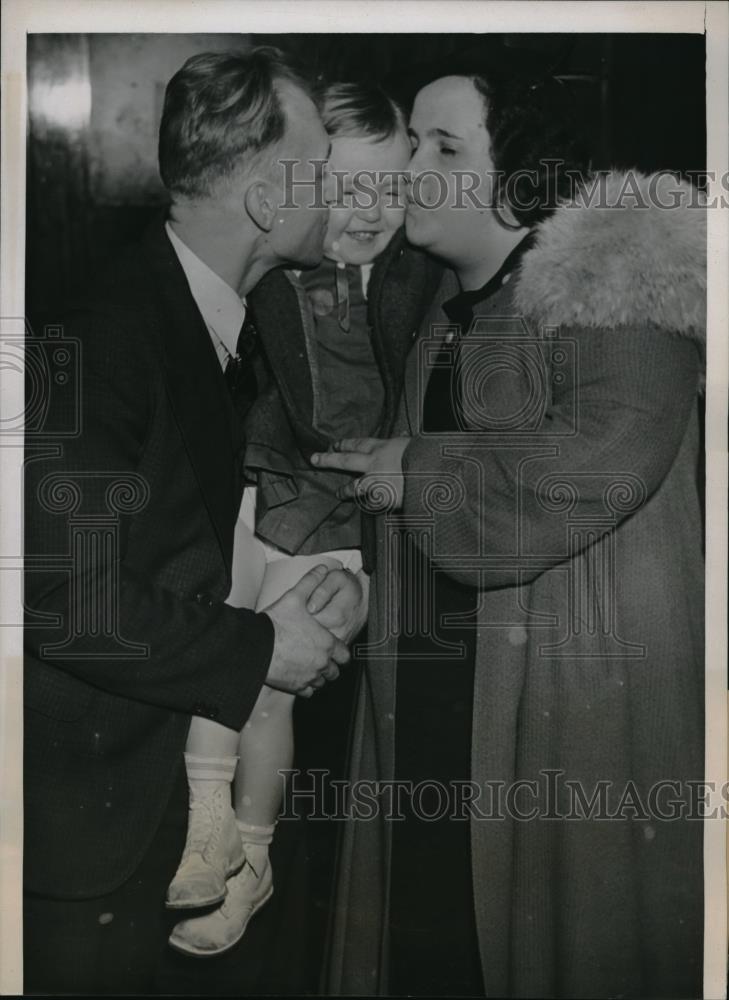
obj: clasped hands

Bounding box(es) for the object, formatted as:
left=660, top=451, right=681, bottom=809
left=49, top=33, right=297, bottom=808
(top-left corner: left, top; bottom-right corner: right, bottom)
left=264, top=437, right=408, bottom=700
left=264, top=562, right=368, bottom=699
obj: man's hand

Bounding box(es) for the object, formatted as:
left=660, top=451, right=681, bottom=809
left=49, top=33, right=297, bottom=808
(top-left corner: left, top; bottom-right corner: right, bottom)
left=310, top=437, right=410, bottom=509
left=306, top=567, right=369, bottom=643
left=263, top=565, right=350, bottom=698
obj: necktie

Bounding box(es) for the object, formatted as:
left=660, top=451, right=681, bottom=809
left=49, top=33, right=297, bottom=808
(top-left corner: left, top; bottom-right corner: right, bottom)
left=224, top=311, right=260, bottom=421
left=335, top=261, right=351, bottom=332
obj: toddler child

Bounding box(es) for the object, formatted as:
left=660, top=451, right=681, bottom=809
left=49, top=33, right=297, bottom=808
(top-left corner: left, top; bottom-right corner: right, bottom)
left=166, top=81, right=410, bottom=957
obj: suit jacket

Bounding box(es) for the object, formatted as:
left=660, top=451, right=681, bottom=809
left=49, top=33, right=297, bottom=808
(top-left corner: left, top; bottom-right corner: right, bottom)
left=24, top=219, right=274, bottom=898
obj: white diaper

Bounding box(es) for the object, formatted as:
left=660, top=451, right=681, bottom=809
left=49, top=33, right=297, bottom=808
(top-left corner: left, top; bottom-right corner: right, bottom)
left=227, top=488, right=362, bottom=612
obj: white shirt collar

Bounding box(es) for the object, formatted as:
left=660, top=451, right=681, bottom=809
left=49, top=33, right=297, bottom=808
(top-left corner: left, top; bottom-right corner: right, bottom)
left=165, top=221, right=245, bottom=361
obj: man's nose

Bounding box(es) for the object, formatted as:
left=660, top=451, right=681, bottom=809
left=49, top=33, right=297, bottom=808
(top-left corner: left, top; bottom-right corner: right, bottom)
left=322, top=165, right=337, bottom=207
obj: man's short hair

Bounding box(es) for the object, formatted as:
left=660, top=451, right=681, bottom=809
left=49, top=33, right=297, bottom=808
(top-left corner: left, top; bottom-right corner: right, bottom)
left=159, top=47, right=309, bottom=199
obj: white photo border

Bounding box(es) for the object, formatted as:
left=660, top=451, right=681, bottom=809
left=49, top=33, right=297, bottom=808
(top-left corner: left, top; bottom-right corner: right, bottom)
left=1, top=2, right=724, bottom=996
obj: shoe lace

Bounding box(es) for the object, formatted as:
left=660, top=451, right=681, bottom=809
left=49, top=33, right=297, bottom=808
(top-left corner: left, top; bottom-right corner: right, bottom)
left=184, top=788, right=227, bottom=860
left=184, top=799, right=214, bottom=856
left=219, top=863, right=257, bottom=918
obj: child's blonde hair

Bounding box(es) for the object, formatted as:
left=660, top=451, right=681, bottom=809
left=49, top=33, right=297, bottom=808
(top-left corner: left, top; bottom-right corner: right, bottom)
left=317, top=81, right=407, bottom=142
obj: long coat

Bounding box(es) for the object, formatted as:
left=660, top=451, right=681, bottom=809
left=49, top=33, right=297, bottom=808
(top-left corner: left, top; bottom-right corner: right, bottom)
left=326, top=172, right=706, bottom=999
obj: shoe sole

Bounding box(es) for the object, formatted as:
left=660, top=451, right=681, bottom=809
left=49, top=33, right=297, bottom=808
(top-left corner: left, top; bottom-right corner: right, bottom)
left=167, top=885, right=274, bottom=958
left=165, top=849, right=247, bottom=911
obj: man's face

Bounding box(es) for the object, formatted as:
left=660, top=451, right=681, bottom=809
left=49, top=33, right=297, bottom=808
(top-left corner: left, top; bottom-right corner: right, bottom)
left=268, top=83, right=333, bottom=268
left=405, top=76, right=496, bottom=267
left=324, top=131, right=410, bottom=266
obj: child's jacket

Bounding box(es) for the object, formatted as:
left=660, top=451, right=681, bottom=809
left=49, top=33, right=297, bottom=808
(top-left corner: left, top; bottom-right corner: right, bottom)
left=244, top=228, right=442, bottom=562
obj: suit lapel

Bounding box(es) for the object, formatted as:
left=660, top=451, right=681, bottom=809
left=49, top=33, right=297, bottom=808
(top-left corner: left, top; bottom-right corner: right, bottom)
left=143, top=221, right=238, bottom=572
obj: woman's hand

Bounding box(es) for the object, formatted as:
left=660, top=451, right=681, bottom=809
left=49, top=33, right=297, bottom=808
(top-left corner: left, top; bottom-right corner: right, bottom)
left=311, top=437, right=411, bottom=509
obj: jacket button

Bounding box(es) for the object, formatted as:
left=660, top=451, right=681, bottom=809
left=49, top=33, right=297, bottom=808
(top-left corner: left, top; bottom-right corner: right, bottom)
left=191, top=702, right=219, bottom=721
left=195, top=592, right=213, bottom=606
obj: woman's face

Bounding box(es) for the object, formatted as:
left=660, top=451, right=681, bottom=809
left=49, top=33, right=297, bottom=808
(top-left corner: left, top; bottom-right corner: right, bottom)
left=324, top=131, right=411, bottom=266
left=406, top=76, right=498, bottom=266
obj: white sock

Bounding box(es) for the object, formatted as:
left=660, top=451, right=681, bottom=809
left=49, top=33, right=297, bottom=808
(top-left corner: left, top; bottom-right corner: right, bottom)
left=184, top=752, right=238, bottom=801
left=236, top=819, right=274, bottom=877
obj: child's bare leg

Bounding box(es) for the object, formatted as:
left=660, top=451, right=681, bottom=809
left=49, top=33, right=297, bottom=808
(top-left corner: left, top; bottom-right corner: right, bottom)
left=233, top=685, right=295, bottom=871
left=236, top=687, right=294, bottom=823
left=233, top=551, right=341, bottom=853
left=186, top=716, right=240, bottom=757
left=168, top=683, right=291, bottom=956
left=169, top=555, right=327, bottom=955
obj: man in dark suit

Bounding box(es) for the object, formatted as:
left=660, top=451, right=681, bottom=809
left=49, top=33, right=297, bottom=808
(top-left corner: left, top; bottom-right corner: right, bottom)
left=23, top=48, right=362, bottom=994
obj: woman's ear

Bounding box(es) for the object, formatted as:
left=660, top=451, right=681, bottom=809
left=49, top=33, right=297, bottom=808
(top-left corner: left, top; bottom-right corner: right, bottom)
left=489, top=175, right=527, bottom=231
left=492, top=200, right=525, bottom=232
left=244, top=179, right=277, bottom=233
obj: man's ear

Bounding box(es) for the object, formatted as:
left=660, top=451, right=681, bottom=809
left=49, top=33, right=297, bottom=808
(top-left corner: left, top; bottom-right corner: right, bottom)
left=244, top=179, right=277, bottom=233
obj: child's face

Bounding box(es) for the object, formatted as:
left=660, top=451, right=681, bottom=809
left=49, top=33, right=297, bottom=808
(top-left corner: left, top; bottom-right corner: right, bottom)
left=324, top=131, right=411, bottom=266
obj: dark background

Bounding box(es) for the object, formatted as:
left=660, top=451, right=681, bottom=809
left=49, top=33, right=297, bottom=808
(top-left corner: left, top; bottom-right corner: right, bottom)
left=27, top=32, right=706, bottom=331
left=24, top=31, right=707, bottom=993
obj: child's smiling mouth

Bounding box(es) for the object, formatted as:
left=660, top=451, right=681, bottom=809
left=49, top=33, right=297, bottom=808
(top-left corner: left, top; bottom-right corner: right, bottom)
left=345, top=230, right=380, bottom=243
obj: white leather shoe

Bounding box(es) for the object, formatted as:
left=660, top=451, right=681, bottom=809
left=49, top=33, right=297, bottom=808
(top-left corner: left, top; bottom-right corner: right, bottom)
left=166, top=786, right=245, bottom=910
left=168, top=856, right=274, bottom=957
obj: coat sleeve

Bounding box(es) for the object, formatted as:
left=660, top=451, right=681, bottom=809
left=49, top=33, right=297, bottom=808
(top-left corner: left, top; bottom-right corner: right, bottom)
left=24, top=308, right=273, bottom=732
left=400, top=323, right=701, bottom=590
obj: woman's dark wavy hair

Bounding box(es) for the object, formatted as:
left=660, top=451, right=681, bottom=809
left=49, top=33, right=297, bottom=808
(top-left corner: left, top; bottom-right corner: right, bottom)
left=471, top=73, right=590, bottom=227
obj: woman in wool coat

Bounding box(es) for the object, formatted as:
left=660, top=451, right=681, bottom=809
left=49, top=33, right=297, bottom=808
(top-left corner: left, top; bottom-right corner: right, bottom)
left=314, top=73, right=705, bottom=998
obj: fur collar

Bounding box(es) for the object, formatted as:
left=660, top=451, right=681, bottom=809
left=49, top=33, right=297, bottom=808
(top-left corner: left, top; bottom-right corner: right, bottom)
left=514, top=171, right=706, bottom=344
